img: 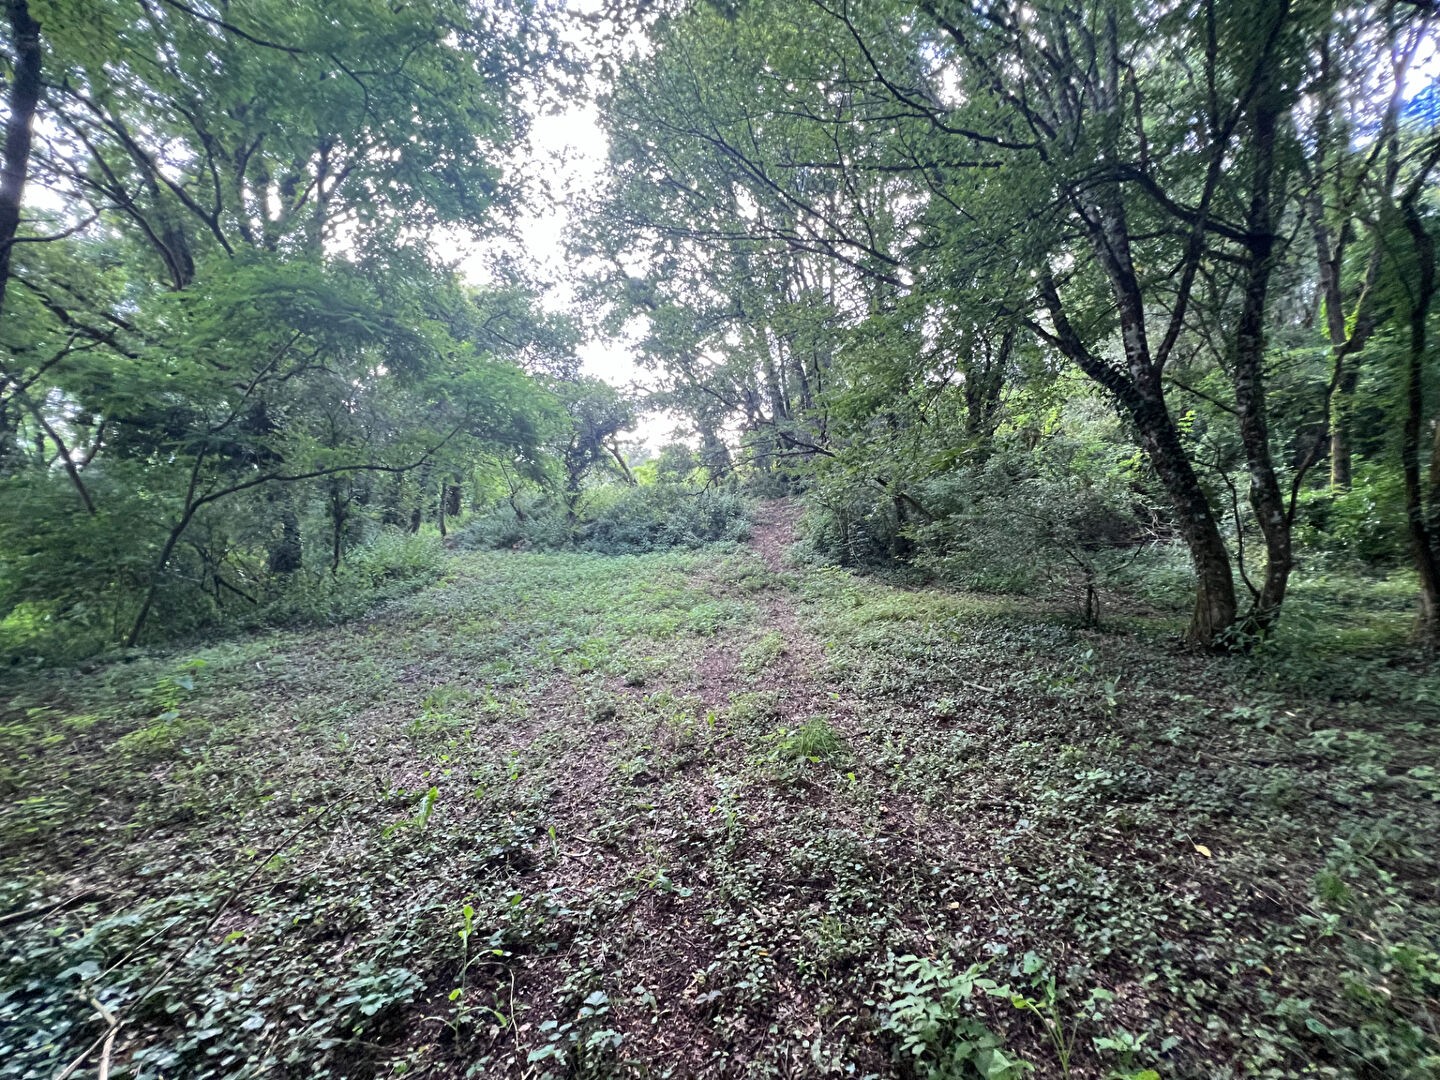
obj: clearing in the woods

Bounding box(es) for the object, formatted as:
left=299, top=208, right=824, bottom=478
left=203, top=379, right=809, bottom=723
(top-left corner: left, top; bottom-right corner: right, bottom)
left=3, top=503, right=1437, bottom=1079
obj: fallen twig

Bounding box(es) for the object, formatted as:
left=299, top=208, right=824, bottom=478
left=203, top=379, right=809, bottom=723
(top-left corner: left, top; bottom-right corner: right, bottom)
left=87, top=997, right=118, bottom=1080
left=0, top=889, right=99, bottom=930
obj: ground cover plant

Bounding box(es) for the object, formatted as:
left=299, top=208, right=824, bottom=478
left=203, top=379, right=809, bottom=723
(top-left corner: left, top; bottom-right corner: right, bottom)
left=3, top=504, right=1436, bottom=1079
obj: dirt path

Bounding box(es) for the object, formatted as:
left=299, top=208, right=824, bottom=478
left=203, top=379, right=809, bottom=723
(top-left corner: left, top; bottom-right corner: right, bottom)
left=747, top=498, right=803, bottom=574
left=738, top=499, right=851, bottom=729
left=476, top=501, right=898, bottom=1077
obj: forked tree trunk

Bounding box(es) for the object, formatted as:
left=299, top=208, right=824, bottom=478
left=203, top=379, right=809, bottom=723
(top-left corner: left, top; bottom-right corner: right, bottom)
left=1232, top=95, right=1291, bottom=637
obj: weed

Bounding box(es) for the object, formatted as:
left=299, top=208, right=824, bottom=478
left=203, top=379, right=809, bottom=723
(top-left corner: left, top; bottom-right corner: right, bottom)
left=740, top=630, right=786, bottom=675
left=879, top=955, right=1030, bottom=1079
left=383, top=786, right=440, bottom=838
left=769, top=715, right=844, bottom=761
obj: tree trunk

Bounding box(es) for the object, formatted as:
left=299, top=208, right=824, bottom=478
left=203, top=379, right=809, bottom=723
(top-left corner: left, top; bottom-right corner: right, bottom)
left=127, top=520, right=187, bottom=648
left=605, top=439, right=637, bottom=486
left=381, top=474, right=407, bottom=528
left=1401, top=198, right=1440, bottom=644
left=1074, top=29, right=1243, bottom=647
left=962, top=329, right=1009, bottom=455
left=1232, top=96, right=1290, bottom=638
left=329, top=479, right=348, bottom=573
left=1329, top=376, right=1356, bottom=489
left=698, top=421, right=732, bottom=479
left=1038, top=274, right=1239, bottom=649
left=267, top=506, right=303, bottom=574
left=1133, top=392, right=1239, bottom=647
left=0, top=0, right=42, bottom=321
left=890, top=494, right=913, bottom=560
left=1311, top=193, right=1360, bottom=491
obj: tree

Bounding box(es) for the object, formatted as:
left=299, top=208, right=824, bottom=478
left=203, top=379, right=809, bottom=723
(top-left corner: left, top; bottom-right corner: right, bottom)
left=554, top=377, right=637, bottom=517
left=588, top=0, right=1436, bottom=648
left=0, top=0, right=564, bottom=655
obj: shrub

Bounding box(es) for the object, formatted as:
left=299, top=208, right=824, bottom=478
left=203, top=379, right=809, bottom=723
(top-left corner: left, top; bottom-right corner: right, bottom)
left=0, top=471, right=213, bottom=663
left=792, top=487, right=905, bottom=568
left=907, top=450, right=1151, bottom=622
left=1106, top=541, right=1197, bottom=612
left=257, top=532, right=446, bottom=627
left=1294, top=465, right=1408, bottom=569
left=581, top=484, right=751, bottom=553
left=458, top=492, right=577, bottom=551
left=459, top=482, right=753, bottom=555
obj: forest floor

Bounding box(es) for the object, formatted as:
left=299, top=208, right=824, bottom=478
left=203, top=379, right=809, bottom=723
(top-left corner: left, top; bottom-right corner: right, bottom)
left=2, top=501, right=1438, bottom=1080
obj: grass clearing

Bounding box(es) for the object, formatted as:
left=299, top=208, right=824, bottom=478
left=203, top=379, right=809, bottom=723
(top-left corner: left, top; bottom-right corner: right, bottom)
left=1, top=510, right=1436, bottom=1079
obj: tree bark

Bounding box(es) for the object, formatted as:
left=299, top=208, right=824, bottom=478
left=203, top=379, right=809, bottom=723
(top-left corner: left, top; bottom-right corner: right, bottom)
left=1329, top=389, right=1355, bottom=488
left=1039, top=245, right=1239, bottom=648
left=1400, top=197, right=1440, bottom=643
left=267, top=506, right=303, bottom=574
left=329, top=478, right=349, bottom=572
left=0, top=0, right=42, bottom=321
left=1131, top=389, right=1239, bottom=646
left=1232, top=95, right=1290, bottom=637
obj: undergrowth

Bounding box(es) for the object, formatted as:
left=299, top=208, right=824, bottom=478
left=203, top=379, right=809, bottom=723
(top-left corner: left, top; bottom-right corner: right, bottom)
left=1, top=524, right=1435, bottom=1078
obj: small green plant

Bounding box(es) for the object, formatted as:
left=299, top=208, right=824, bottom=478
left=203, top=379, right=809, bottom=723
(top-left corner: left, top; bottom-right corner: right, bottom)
left=407, top=685, right=471, bottom=738
left=770, top=715, right=844, bottom=762
left=1006, top=955, right=1169, bottom=1080
left=526, top=990, right=623, bottom=1070
left=1003, top=953, right=1083, bottom=1078
left=383, top=786, right=439, bottom=838
left=880, top=954, right=1031, bottom=1079
left=725, top=689, right=781, bottom=731
left=740, top=630, right=786, bottom=675
left=1092, top=1028, right=1156, bottom=1077
left=433, top=902, right=481, bottom=1045
left=115, top=659, right=207, bottom=755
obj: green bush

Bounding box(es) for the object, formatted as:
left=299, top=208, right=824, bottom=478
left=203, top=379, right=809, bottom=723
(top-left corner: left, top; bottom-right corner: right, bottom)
left=792, top=487, right=904, bottom=567
left=907, top=449, right=1147, bottom=603
left=1294, top=465, right=1408, bottom=569
left=459, top=482, right=753, bottom=555
left=1108, top=541, right=1200, bottom=613
left=457, top=492, right=577, bottom=551
left=581, top=483, right=751, bottom=553
left=257, top=532, right=446, bottom=627
left=0, top=471, right=191, bottom=662
left=0, top=443, right=466, bottom=664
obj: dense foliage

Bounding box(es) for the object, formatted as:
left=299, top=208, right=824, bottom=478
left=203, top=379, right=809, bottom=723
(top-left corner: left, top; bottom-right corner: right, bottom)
left=0, top=0, right=578, bottom=660
left=584, top=0, right=1440, bottom=650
